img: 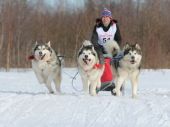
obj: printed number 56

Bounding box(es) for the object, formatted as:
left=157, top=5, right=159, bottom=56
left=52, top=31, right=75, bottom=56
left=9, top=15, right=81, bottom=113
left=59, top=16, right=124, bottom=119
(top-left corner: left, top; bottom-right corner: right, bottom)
left=103, top=38, right=110, bottom=43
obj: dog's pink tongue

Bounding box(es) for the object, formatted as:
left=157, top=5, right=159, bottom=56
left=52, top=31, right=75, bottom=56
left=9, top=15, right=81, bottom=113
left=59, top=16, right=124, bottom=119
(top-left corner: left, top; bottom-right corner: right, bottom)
left=40, top=56, right=43, bottom=60
left=83, top=59, right=88, bottom=64
left=40, top=54, right=46, bottom=60
left=130, top=60, right=135, bottom=64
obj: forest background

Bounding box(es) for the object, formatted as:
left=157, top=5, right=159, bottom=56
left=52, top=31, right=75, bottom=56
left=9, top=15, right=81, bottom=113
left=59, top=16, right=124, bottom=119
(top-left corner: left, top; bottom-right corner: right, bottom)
left=0, top=0, right=169, bottom=70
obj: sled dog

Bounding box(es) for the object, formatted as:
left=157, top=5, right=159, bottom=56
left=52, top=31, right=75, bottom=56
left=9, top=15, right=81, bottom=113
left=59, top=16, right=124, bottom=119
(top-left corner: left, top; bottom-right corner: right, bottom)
left=104, top=41, right=142, bottom=98
left=31, top=41, right=62, bottom=94
left=77, top=40, right=105, bottom=96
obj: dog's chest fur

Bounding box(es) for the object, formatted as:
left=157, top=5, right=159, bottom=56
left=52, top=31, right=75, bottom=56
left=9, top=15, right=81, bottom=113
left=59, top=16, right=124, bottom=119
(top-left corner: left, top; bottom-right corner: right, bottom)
left=32, top=60, right=55, bottom=76
left=80, top=67, right=104, bottom=81
left=120, top=60, right=140, bottom=70
left=117, top=60, right=141, bottom=78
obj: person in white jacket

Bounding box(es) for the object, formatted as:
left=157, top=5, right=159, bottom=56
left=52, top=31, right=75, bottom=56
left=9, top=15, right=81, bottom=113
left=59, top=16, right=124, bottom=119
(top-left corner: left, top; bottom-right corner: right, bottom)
left=91, top=8, right=122, bottom=65
left=91, top=8, right=122, bottom=95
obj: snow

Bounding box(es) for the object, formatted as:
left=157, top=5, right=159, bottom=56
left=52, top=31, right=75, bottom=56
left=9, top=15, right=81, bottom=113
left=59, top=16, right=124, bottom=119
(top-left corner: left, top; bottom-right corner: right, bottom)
left=0, top=68, right=170, bottom=127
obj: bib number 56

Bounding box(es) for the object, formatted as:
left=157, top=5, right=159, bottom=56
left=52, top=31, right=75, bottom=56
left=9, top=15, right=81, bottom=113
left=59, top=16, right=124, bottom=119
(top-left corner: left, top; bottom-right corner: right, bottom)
left=103, top=38, right=110, bottom=43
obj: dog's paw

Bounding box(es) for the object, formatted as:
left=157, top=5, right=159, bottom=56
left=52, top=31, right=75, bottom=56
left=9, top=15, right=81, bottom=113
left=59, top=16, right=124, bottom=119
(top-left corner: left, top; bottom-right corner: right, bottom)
left=111, top=89, right=116, bottom=96
left=37, top=78, right=45, bottom=84
left=39, top=80, right=44, bottom=84
left=49, top=91, right=55, bottom=94
left=54, top=91, right=61, bottom=95
left=90, top=91, right=97, bottom=96
left=83, top=91, right=89, bottom=96
left=91, top=93, right=97, bottom=96
left=116, top=90, right=121, bottom=97
left=112, top=88, right=116, bottom=93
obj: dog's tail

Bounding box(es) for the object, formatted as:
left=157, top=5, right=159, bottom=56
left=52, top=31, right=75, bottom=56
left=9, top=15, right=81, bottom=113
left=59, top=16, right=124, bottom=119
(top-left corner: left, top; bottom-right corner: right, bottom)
left=103, top=40, right=120, bottom=56
left=82, top=40, right=92, bottom=47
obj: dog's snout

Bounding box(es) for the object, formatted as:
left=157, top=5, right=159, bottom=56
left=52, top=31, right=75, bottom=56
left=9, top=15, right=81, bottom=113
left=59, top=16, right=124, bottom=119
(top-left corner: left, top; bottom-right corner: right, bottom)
left=131, top=56, right=135, bottom=60
left=85, top=55, right=88, bottom=58
left=39, top=51, right=42, bottom=55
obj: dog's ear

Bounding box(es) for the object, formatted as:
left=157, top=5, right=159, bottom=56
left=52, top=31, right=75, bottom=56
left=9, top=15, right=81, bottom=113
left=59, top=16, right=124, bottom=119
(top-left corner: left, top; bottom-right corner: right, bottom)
left=35, top=41, right=38, bottom=46
left=123, top=42, right=130, bottom=50
left=47, top=41, right=51, bottom=47
left=92, top=46, right=95, bottom=52
left=135, top=43, right=141, bottom=50
left=89, top=45, right=93, bottom=49
left=32, top=41, right=38, bottom=53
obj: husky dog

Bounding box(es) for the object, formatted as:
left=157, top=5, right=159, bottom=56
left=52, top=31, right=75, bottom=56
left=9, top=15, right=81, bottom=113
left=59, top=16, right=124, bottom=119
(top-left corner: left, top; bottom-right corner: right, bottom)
left=77, top=40, right=105, bottom=96
left=104, top=41, right=142, bottom=98
left=31, top=41, right=62, bottom=94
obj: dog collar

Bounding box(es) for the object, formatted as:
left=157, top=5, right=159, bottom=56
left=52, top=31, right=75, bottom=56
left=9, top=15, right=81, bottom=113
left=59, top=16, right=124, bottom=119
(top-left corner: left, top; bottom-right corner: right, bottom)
left=28, top=55, right=35, bottom=60
left=28, top=54, right=46, bottom=61
left=93, top=63, right=103, bottom=69
left=83, top=63, right=103, bottom=72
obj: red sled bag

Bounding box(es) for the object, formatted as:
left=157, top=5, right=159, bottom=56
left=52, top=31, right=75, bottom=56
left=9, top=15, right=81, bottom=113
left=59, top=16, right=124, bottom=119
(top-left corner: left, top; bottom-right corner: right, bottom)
left=101, top=58, right=114, bottom=83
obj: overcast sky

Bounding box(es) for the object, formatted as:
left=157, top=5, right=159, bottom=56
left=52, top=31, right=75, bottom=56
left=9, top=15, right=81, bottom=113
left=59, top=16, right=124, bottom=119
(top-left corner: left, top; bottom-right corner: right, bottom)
left=45, top=0, right=85, bottom=8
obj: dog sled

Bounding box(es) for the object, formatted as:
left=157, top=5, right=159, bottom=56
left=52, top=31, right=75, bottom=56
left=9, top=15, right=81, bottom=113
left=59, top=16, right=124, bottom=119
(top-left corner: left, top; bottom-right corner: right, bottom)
left=95, top=55, right=115, bottom=95
left=97, top=53, right=123, bottom=95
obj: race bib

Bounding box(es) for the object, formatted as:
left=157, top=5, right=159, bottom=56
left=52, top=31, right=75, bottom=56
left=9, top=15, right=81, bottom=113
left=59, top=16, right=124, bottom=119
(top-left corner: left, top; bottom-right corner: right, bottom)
left=96, top=24, right=117, bottom=45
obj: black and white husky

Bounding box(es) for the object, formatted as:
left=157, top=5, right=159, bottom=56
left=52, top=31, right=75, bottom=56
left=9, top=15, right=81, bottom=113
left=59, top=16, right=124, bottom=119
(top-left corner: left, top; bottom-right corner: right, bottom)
left=77, top=40, right=105, bottom=96
left=31, top=41, right=62, bottom=94
left=104, top=41, right=142, bottom=98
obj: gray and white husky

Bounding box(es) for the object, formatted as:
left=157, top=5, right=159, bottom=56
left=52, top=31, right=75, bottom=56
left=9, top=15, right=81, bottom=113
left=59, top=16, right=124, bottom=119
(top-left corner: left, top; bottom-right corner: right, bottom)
left=31, top=41, right=62, bottom=94
left=77, top=40, right=105, bottom=96
left=104, top=41, right=142, bottom=98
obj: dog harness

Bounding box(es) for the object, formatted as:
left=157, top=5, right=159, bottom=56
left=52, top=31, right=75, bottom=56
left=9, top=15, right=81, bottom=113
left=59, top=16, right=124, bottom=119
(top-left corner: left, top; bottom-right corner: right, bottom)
left=28, top=55, right=35, bottom=60
left=85, top=58, right=113, bottom=83
left=93, top=63, right=103, bottom=69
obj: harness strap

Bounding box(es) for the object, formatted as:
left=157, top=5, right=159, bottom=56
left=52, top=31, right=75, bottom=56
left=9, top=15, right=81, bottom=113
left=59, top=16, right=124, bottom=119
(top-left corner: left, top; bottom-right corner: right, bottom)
left=93, top=63, right=103, bottom=69
left=28, top=55, right=35, bottom=60
left=112, top=51, right=124, bottom=62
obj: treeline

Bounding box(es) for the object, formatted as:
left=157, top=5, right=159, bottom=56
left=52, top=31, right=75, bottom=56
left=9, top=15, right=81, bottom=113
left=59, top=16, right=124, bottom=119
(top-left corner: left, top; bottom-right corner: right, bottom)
left=0, top=0, right=170, bottom=70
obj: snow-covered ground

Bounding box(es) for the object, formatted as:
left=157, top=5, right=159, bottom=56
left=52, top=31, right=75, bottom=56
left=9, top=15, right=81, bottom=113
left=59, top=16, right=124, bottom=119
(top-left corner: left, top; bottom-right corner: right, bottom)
left=0, top=68, right=170, bottom=127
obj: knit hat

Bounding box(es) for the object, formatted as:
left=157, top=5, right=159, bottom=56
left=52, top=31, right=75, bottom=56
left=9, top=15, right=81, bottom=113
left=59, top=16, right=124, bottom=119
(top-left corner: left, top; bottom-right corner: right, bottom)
left=101, top=8, right=112, bottom=18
